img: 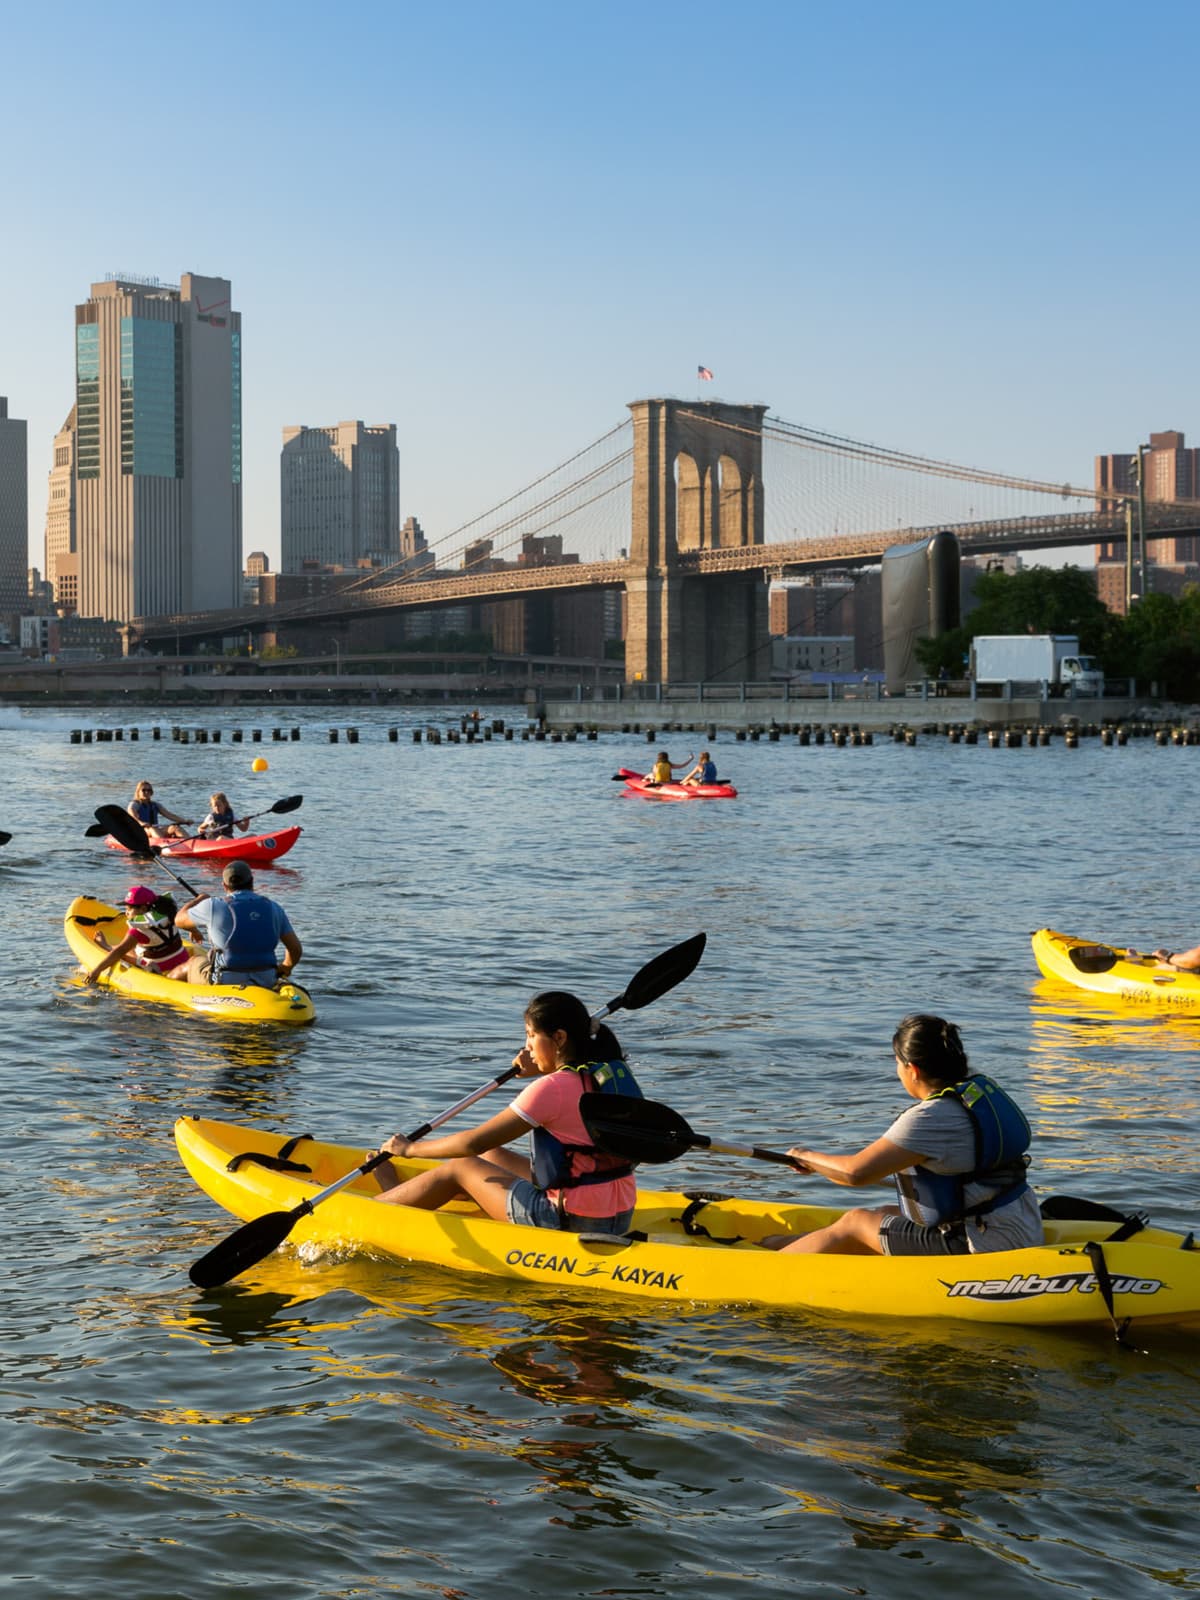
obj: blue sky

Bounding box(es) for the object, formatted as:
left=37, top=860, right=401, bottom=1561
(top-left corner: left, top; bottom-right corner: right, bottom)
left=2, top=0, right=1197, bottom=570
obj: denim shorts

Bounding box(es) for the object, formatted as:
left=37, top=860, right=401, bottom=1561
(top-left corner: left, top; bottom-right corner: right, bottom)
left=505, top=1178, right=633, bottom=1236
left=879, top=1214, right=969, bottom=1256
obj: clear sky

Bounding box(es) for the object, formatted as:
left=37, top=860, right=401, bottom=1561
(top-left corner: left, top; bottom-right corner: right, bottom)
left=3, top=0, right=1197, bottom=571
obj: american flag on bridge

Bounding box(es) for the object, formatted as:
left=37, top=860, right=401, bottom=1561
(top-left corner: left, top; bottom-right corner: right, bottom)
left=697, top=365, right=714, bottom=381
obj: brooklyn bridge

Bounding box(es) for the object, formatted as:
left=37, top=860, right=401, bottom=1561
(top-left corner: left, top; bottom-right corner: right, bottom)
left=126, top=399, right=1200, bottom=681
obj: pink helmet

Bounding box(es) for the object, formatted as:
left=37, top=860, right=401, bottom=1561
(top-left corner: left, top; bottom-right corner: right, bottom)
left=124, top=885, right=158, bottom=909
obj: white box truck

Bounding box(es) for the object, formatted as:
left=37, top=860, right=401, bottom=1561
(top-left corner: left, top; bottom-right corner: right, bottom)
left=970, top=635, right=1105, bottom=696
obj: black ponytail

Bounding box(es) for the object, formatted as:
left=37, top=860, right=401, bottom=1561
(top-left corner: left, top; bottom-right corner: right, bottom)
left=524, top=990, right=624, bottom=1064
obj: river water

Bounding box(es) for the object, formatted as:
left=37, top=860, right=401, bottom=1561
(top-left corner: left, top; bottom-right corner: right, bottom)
left=2, top=702, right=1197, bottom=1599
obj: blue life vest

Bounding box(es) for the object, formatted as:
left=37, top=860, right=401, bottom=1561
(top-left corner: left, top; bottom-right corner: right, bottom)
left=210, top=890, right=287, bottom=977
left=896, top=1074, right=1032, bottom=1228
left=131, top=799, right=161, bottom=826
left=698, top=760, right=717, bottom=783
left=530, top=1058, right=643, bottom=1192
left=202, top=807, right=236, bottom=838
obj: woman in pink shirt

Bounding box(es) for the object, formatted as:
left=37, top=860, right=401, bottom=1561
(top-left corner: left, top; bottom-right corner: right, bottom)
left=373, top=992, right=640, bottom=1235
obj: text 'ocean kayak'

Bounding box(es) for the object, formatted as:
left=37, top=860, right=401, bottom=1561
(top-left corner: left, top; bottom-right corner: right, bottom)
left=66, top=897, right=316, bottom=1025
left=618, top=767, right=738, bottom=801
left=1032, top=928, right=1200, bottom=1008
left=105, top=824, right=302, bottom=864
left=175, top=1116, right=1199, bottom=1329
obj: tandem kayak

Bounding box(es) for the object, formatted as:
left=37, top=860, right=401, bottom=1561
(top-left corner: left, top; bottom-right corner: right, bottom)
left=65, top=897, right=316, bottom=1025
left=1031, top=928, right=1200, bottom=1009
left=175, top=1116, right=1200, bottom=1329
left=105, top=824, right=302, bottom=865
left=617, top=767, right=738, bottom=801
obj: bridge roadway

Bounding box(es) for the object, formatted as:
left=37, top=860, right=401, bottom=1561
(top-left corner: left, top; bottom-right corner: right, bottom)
left=126, top=504, right=1200, bottom=651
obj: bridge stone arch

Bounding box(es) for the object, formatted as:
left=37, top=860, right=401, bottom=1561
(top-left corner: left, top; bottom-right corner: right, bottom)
left=626, top=398, right=770, bottom=684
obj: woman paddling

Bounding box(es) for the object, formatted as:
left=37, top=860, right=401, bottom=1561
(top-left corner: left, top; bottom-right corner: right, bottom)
left=128, top=780, right=190, bottom=839
left=373, top=991, right=641, bottom=1236
left=763, top=1014, right=1043, bottom=1256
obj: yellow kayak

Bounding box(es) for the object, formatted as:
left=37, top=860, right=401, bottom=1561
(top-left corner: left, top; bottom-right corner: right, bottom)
left=175, top=1115, right=1200, bottom=1330
left=1032, top=928, right=1200, bottom=1009
left=66, top=896, right=316, bottom=1026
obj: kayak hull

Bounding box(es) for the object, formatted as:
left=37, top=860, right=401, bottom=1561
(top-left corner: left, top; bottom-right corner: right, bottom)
left=1032, top=928, right=1200, bottom=1009
left=65, top=897, right=316, bottom=1025
left=618, top=767, right=737, bottom=801
left=175, top=1116, right=1200, bottom=1328
left=105, top=825, right=302, bottom=864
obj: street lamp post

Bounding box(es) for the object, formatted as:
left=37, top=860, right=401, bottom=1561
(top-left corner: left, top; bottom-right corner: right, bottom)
left=1136, top=442, right=1149, bottom=598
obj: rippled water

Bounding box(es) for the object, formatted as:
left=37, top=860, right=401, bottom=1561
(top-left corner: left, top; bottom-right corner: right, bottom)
left=2, top=703, right=1198, bottom=1598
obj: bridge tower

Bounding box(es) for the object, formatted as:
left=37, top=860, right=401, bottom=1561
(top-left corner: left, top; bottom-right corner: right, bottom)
left=625, top=398, right=771, bottom=684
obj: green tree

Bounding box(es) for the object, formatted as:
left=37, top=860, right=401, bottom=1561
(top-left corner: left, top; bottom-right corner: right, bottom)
left=914, top=566, right=1114, bottom=678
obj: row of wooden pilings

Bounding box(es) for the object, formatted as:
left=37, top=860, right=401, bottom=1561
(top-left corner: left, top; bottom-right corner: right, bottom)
left=65, top=718, right=1200, bottom=748
left=67, top=719, right=590, bottom=746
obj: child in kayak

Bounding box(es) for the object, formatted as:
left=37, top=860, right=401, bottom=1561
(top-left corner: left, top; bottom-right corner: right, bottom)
left=197, top=792, right=250, bottom=839
left=644, top=751, right=692, bottom=785
left=682, top=751, right=718, bottom=785
left=85, top=886, right=190, bottom=982
left=763, top=1013, right=1044, bottom=1256
left=372, top=991, right=640, bottom=1236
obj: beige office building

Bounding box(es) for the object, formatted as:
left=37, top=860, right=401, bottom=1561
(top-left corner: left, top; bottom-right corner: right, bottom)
left=44, top=406, right=79, bottom=612
left=280, top=421, right=400, bottom=573
left=74, top=272, right=242, bottom=621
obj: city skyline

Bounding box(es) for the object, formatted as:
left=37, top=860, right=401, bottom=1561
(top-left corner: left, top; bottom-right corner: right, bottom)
left=3, top=0, right=1200, bottom=578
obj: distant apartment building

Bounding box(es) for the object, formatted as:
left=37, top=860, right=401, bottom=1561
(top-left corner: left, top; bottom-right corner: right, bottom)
left=281, top=421, right=400, bottom=573
left=769, top=572, right=883, bottom=670
left=73, top=272, right=242, bottom=622
left=0, top=398, right=29, bottom=632
left=44, top=407, right=78, bottom=612
left=1095, top=430, right=1200, bottom=612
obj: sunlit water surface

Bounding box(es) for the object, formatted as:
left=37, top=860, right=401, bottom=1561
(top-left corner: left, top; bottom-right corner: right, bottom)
left=2, top=703, right=1197, bottom=1598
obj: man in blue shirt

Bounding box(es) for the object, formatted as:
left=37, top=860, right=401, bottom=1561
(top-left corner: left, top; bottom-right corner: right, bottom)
left=176, top=859, right=303, bottom=988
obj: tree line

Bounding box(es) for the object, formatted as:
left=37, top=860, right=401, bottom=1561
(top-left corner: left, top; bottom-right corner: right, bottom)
left=914, top=567, right=1200, bottom=700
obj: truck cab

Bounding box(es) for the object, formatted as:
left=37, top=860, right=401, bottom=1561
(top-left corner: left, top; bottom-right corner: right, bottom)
left=1059, top=654, right=1104, bottom=695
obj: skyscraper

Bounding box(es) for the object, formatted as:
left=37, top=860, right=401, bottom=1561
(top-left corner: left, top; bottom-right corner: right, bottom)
left=280, top=421, right=400, bottom=573
left=74, top=272, right=242, bottom=622
left=44, top=406, right=78, bottom=612
left=0, top=398, right=29, bottom=631
left=1095, top=429, right=1200, bottom=611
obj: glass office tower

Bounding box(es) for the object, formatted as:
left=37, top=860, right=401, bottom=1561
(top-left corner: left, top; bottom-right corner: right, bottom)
left=73, top=272, right=242, bottom=622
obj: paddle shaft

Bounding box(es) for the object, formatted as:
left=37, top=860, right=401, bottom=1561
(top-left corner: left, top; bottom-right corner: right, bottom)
left=692, top=1134, right=795, bottom=1166
left=93, top=805, right=202, bottom=897
left=298, top=1066, right=524, bottom=1209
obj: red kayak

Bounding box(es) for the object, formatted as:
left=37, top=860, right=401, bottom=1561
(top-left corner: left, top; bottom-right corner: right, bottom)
left=617, top=767, right=738, bottom=801
left=105, top=824, right=302, bottom=864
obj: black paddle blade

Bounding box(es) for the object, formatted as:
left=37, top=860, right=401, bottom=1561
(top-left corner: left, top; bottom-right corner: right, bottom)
left=270, top=794, right=303, bottom=814
left=0, top=831, right=11, bottom=846
left=94, top=803, right=156, bottom=856
left=579, top=1092, right=700, bottom=1164
left=83, top=822, right=108, bottom=838
left=188, top=1203, right=308, bottom=1289
left=604, top=932, right=706, bottom=1016
left=1040, top=1195, right=1137, bottom=1223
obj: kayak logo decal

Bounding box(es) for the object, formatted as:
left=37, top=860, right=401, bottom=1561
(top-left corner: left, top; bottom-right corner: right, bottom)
left=504, top=1247, right=683, bottom=1293
left=190, top=995, right=256, bottom=1011
left=942, top=1270, right=1166, bottom=1302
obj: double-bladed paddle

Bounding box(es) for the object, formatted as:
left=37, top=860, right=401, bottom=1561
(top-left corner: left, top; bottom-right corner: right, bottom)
left=187, top=931, right=707, bottom=1289
left=87, top=805, right=202, bottom=898
left=579, top=1092, right=795, bottom=1168
left=229, top=794, right=303, bottom=828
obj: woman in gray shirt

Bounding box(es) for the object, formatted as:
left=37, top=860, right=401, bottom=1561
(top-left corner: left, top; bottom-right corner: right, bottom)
left=765, top=1014, right=1043, bottom=1257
